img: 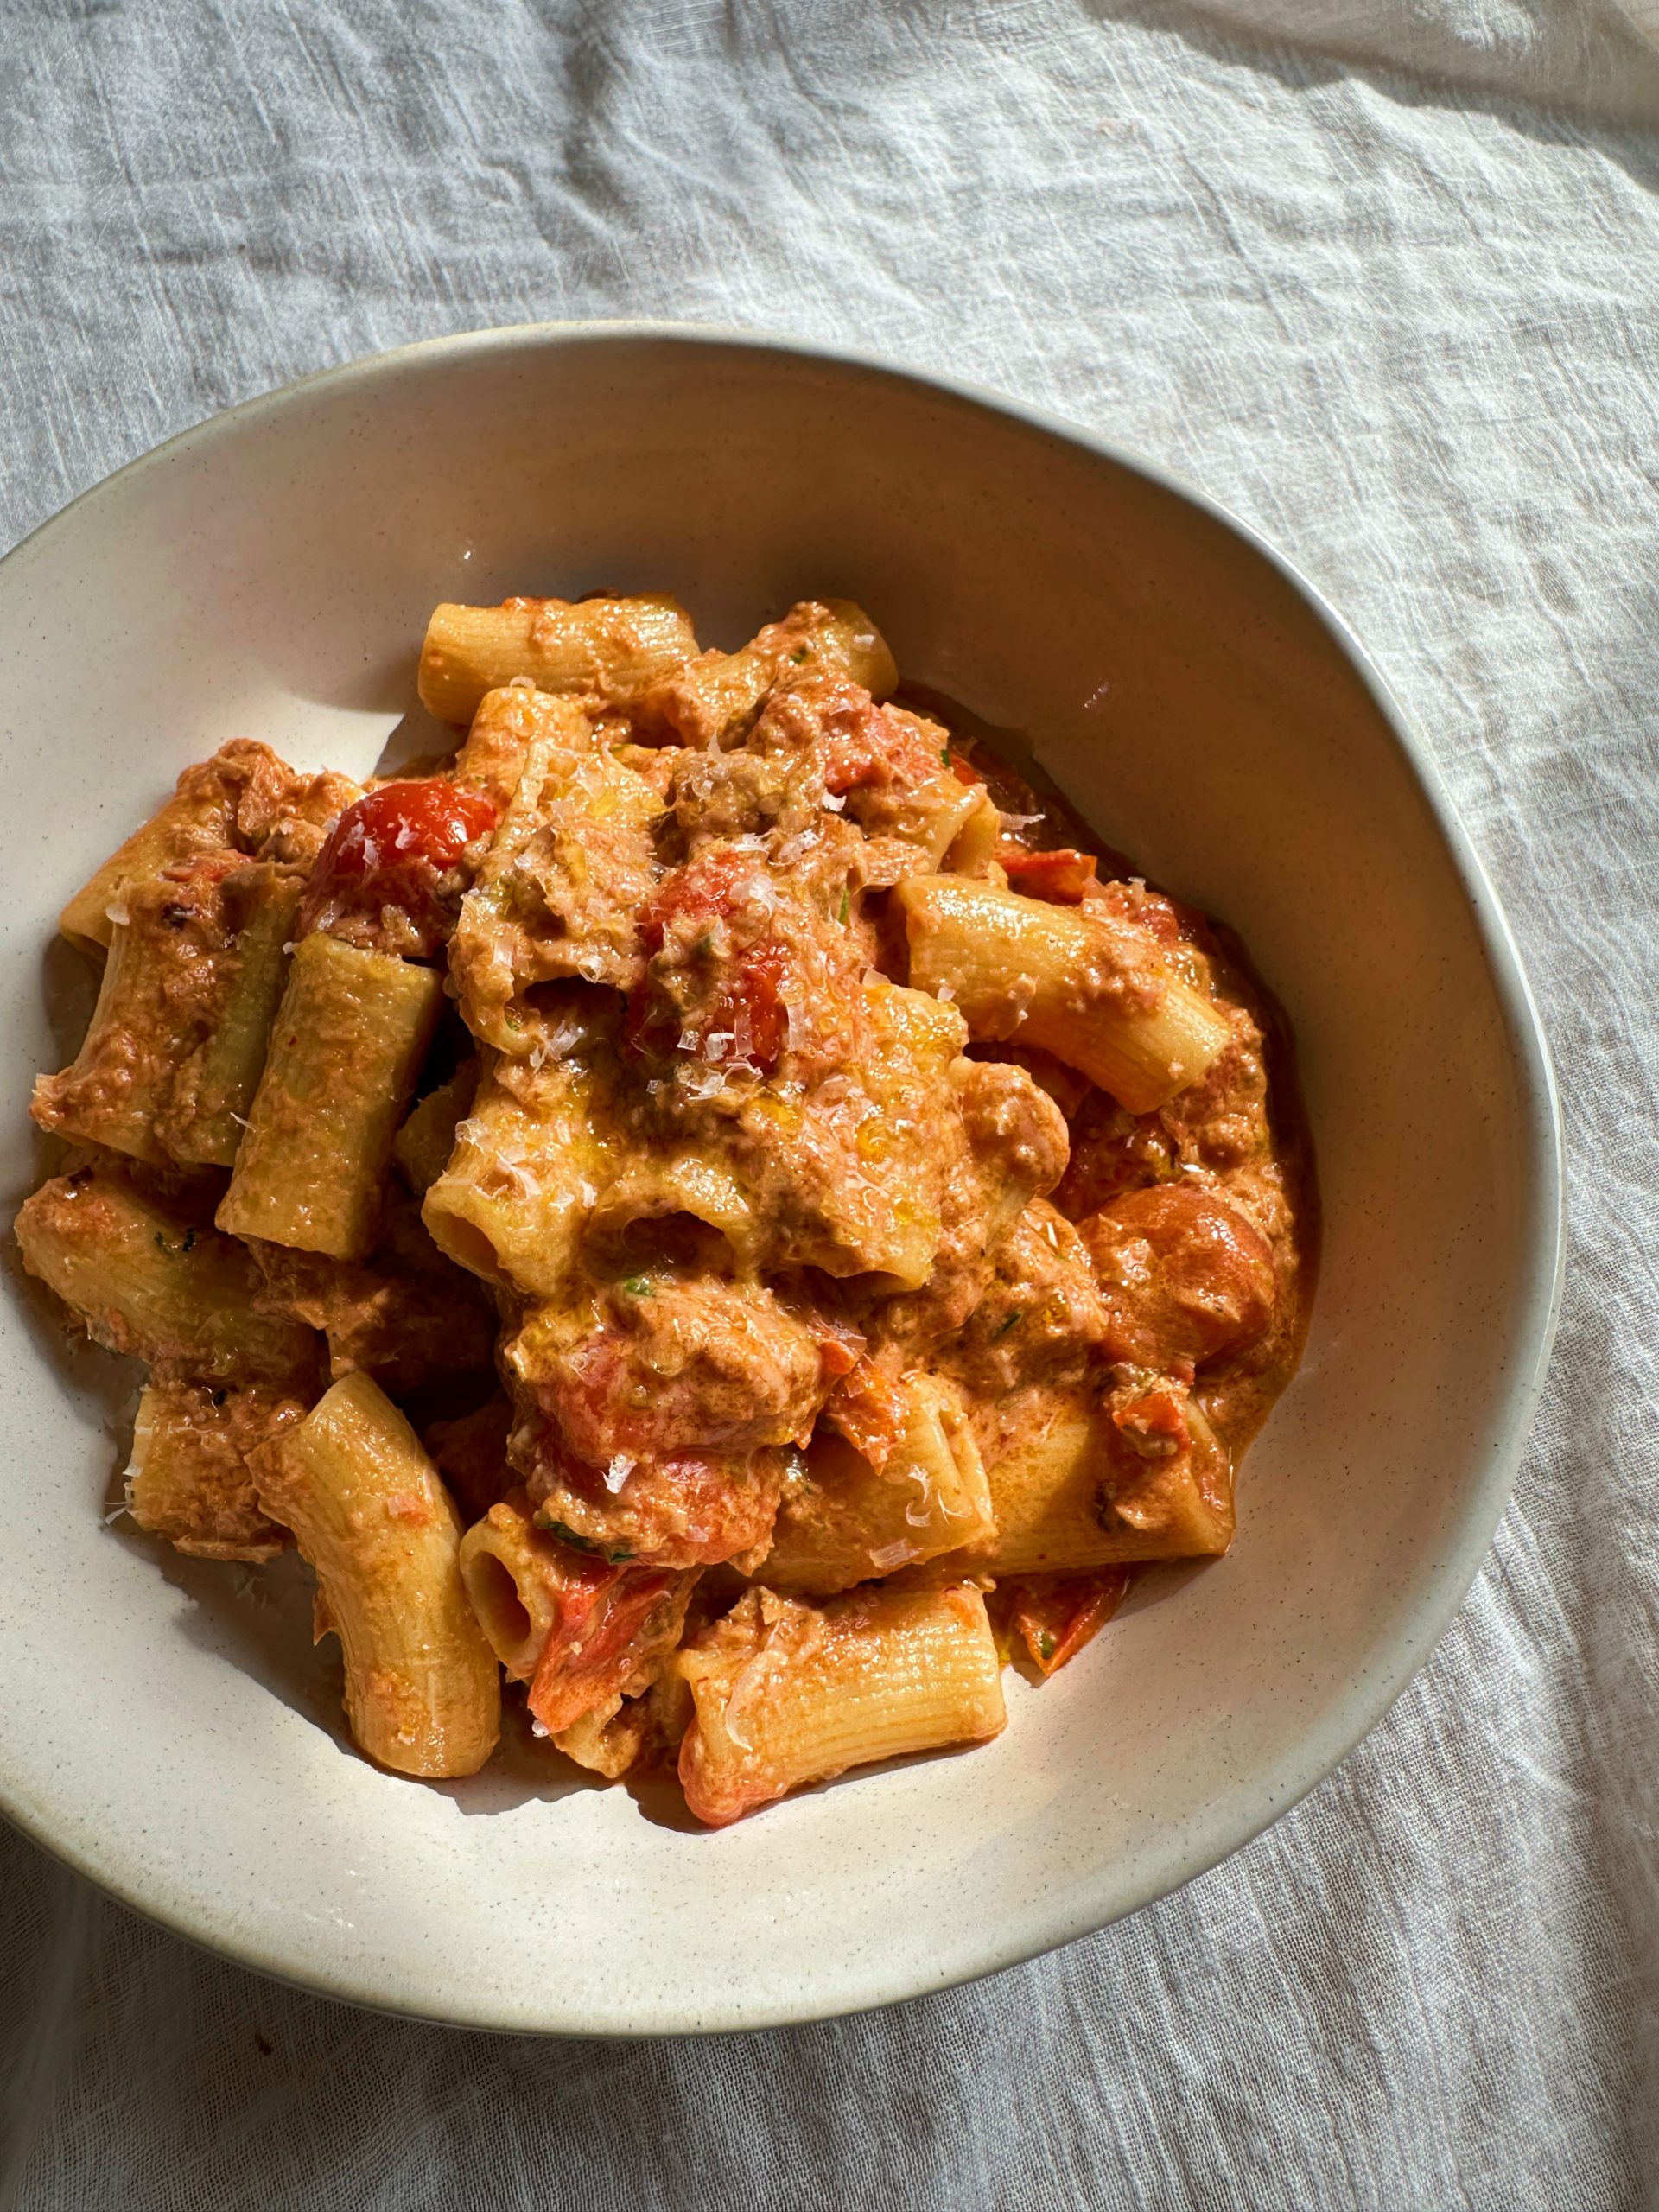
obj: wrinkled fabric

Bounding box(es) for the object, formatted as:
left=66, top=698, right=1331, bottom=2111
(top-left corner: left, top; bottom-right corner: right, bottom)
left=2, top=3, right=1656, bottom=2206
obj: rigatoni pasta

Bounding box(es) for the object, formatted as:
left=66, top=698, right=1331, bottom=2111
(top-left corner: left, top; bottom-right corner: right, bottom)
left=126, top=1376, right=307, bottom=1562
left=418, top=594, right=698, bottom=725
left=218, top=934, right=445, bottom=1260
left=676, top=1582, right=1006, bottom=1827
left=15, top=1163, right=315, bottom=1378
left=895, top=874, right=1233, bottom=1115
left=251, top=1373, right=500, bottom=1778
left=16, top=587, right=1313, bottom=1822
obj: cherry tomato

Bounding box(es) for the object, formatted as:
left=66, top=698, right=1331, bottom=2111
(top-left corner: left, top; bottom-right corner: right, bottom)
left=298, top=778, right=497, bottom=948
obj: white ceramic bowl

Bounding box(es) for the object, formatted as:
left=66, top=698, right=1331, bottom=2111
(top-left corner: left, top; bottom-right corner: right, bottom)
left=0, top=326, right=1560, bottom=2033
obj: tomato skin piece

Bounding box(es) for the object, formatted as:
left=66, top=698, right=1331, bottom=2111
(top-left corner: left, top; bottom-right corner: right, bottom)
left=297, top=778, right=498, bottom=950
left=1005, top=1568, right=1135, bottom=1675
left=998, top=843, right=1098, bottom=902
left=1109, top=1377, right=1192, bottom=1455
left=526, top=1552, right=685, bottom=1735
left=822, top=1356, right=908, bottom=1474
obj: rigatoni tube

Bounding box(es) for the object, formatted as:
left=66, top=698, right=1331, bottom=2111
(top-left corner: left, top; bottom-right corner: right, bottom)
left=218, top=934, right=444, bottom=1261
left=157, top=866, right=305, bottom=1166
left=969, top=1395, right=1235, bottom=1574
left=58, top=784, right=235, bottom=957
left=422, top=1051, right=610, bottom=1296
left=457, top=1495, right=572, bottom=1681
left=36, top=860, right=303, bottom=1168
left=896, top=874, right=1231, bottom=1115
left=15, top=1166, right=316, bottom=1377
left=34, top=880, right=219, bottom=1165
left=676, top=1581, right=1005, bottom=1826
left=392, top=1063, right=479, bottom=1198
left=417, top=594, right=697, bottom=725
left=57, top=741, right=355, bottom=957
left=126, top=1376, right=307, bottom=1561
left=760, top=1373, right=994, bottom=1596
left=251, top=1372, right=501, bottom=1777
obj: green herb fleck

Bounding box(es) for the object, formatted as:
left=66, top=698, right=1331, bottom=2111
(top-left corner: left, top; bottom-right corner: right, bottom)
left=694, top=929, right=716, bottom=959
left=940, top=747, right=951, bottom=767
left=993, top=1309, right=1024, bottom=1339
left=1036, top=1630, right=1056, bottom=1661
left=620, top=1274, right=652, bottom=1298
left=791, top=646, right=809, bottom=664
left=838, top=888, right=850, bottom=925
left=505, top=1011, right=522, bottom=1032
left=541, top=1517, right=634, bottom=1564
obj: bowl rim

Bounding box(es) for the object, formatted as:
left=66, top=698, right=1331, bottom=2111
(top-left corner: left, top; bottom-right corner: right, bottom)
left=0, top=319, right=1565, bottom=2035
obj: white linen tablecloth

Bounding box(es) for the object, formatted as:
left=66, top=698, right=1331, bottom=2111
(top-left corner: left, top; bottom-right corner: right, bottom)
left=2, top=3, right=1656, bottom=2204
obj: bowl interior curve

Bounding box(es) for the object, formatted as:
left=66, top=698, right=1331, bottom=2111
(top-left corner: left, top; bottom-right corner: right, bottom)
left=0, top=327, right=1560, bottom=2032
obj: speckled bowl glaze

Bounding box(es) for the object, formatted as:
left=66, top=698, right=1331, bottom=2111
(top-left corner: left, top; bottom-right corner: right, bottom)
left=0, top=326, right=1560, bottom=2034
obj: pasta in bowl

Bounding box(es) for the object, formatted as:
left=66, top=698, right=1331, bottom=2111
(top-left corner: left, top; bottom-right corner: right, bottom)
left=16, top=588, right=1313, bottom=1824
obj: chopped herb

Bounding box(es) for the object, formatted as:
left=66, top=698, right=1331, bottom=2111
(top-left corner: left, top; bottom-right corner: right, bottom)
left=791, top=645, right=809, bottom=664
left=694, top=929, right=716, bottom=959
left=940, top=747, right=951, bottom=767
left=1036, top=1630, right=1056, bottom=1661
left=993, top=1309, right=1024, bottom=1339
left=620, top=1274, right=652, bottom=1298
left=505, top=1011, right=522, bottom=1031
left=541, top=1517, right=634, bottom=1564
left=838, top=888, right=850, bottom=924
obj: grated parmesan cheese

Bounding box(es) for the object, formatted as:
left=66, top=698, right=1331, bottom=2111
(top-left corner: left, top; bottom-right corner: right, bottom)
left=869, top=1540, right=916, bottom=1572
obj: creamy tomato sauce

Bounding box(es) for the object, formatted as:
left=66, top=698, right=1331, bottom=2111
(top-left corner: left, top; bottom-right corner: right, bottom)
left=18, top=593, right=1317, bottom=1818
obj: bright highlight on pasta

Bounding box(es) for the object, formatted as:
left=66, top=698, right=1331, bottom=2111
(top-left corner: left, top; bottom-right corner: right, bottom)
left=16, top=592, right=1313, bottom=1815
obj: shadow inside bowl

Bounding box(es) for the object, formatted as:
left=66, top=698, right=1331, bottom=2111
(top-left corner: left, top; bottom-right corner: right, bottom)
left=431, top=1702, right=601, bottom=1816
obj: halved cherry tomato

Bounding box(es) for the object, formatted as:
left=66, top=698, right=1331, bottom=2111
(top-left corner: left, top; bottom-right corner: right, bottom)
left=1084, top=1185, right=1277, bottom=1368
